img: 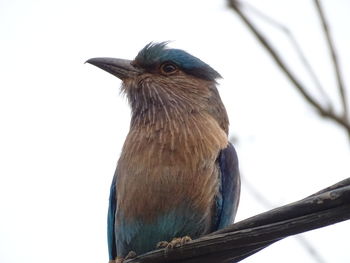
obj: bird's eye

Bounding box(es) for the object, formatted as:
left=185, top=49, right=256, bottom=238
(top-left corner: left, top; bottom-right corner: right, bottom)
left=160, top=62, right=178, bottom=75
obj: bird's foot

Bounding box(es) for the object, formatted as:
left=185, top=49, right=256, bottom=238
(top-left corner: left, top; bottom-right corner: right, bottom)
left=156, top=236, right=192, bottom=249
left=114, top=251, right=137, bottom=263
left=125, top=251, right=137, bottom=260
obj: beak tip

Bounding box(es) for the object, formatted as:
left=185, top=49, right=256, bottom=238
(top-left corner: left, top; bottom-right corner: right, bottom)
left=84, top=57, right=137, bottom=80
left=85, top=58, right=96, bottom=65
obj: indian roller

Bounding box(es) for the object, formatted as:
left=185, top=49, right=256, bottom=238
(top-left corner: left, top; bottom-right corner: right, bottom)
left=86, top=42, right=241, bottom=263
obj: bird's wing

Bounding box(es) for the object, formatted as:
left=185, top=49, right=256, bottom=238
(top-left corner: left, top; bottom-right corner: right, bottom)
left=214, top=142, right=241, bottom=230
left=107, top=172, right=117, bottom=261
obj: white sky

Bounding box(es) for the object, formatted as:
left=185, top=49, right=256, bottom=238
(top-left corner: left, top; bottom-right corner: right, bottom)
left=0, top=0, right=349, bottom=262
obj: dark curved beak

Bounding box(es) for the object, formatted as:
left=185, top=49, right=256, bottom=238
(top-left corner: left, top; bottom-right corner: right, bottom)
left=85, top=57, right=141, bottom=80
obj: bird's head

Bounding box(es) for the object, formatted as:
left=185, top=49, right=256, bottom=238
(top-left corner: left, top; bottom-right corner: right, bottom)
left=87, top=42, right=228, bottom=132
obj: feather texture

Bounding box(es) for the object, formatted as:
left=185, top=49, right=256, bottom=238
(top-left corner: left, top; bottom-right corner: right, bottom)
left=88, top=42, right=240, bottom=261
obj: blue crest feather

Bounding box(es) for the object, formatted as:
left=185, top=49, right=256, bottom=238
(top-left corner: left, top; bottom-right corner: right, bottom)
left=134, top=42, right=221, bottom=81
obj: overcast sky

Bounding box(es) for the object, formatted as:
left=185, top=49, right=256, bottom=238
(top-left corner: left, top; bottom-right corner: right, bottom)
left=0, top=0, right=349, bottom=262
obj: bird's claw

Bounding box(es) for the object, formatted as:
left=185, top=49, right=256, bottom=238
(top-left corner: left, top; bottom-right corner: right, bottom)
left=125, top=251, right=137, bottom=260
left=156, top=240, right=169, bottom=249
left=114, top=251, right=137, bottom=263
left=156, top=236, right=192, bottom=249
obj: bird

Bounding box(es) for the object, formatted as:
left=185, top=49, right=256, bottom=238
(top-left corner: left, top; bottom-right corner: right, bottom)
left=86, top=42, right=241, bottom=263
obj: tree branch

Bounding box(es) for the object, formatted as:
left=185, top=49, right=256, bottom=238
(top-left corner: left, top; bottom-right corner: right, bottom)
left=227, top=0, right=350, bottom=140
left=314, top=0, right=348, bottom=120
left=242, top=176, right=326, bottom=263
left=125, top=178, right=350, bottom=263
left=240, top=1, right=332, bottom=108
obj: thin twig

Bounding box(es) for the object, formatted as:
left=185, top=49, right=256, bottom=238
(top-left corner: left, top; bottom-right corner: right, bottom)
left=296, top=236, right=327, bottom=263
left=241, top=1, right=332, bottom=108
left=314, top=0, right=348, bottom=120
left=228, top=0, right=350, bottom=139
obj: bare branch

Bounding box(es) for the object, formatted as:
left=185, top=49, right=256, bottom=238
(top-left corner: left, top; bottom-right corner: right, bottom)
left=125, top=178, right=350, bottom=263
left=241, top=176, right=327, bottom=263
left=314, top=0, right=348, bottom=120
left=241, top=1, right=332, bottom=108
left=227, top=0, right=350, bottom=139
left=296, top=236, right=327, bottom=263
